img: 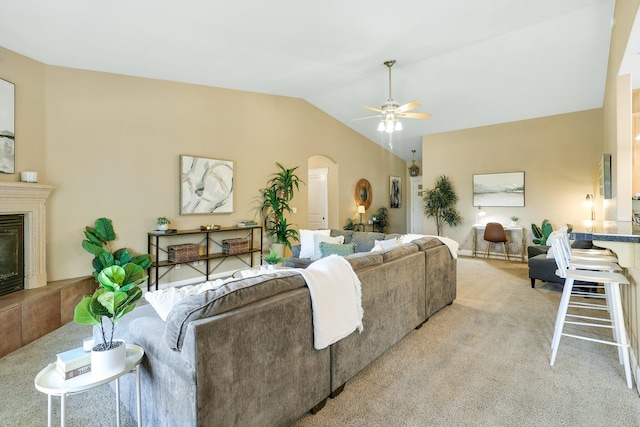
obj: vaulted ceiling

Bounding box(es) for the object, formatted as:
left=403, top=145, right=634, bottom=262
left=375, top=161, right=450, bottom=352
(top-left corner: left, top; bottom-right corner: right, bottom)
left=0, top=1, right=620, bottom=161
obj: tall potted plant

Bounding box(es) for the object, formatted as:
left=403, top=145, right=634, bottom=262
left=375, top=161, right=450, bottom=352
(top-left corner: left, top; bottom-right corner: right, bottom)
left=260, top=162, right=303, bottom=257
left=423, top=175, right=462, bottom=236
left=74, top=217, right=151, bottom=377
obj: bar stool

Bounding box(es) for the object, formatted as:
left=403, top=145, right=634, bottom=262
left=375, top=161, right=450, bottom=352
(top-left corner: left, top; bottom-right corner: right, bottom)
left=547, top=233, right=632, bottom=389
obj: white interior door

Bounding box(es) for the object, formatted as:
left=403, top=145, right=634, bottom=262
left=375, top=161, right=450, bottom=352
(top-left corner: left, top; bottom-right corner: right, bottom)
left=308, top=168, right=328, bottom=229
left=410, top=176, right=423, bottom=234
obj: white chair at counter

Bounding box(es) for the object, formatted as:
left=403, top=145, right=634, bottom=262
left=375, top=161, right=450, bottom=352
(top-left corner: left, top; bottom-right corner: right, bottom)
left=547, top=232, right=632, bottom=389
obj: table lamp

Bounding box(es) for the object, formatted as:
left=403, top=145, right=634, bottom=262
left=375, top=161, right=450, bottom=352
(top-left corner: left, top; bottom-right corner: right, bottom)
left=357, top=205, right=365, bottom=225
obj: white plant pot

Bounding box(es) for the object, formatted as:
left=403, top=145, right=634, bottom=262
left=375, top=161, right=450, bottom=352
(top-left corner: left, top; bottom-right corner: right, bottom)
left=266, top=264, right=277, bottom=270
left=158, top=223, right=168, bottom=231
left=91, top=339, right=126, bottom=379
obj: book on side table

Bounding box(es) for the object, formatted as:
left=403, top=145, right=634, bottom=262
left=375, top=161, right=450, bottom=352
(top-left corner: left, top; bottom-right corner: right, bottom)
left=56, top=346, right=91, bottom=379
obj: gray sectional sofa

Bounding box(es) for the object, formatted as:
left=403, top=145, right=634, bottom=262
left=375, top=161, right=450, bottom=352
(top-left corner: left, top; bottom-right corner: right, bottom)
left=111, top=231, right=457, bottom=426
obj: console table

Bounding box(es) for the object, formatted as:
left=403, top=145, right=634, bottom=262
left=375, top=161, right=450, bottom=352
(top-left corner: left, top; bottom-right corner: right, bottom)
left=472, top=224, right=526, bottom=262
left=147, top=226, right=262, bottom=290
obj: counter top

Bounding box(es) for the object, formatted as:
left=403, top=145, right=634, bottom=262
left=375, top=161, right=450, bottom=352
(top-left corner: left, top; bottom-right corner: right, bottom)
left=570, top=221, right=640, bottom=243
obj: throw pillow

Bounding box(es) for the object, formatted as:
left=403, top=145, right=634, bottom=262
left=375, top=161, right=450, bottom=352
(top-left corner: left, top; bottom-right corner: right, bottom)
left=546, top=246, right=555, bottom=259
left=313, top=234, right=345, bottom=260
left=299, top=229, right=331, bottom=259
left=372, top=238, right=399, bottom=252
left=320, top=242, right=357, bottom=258
left=145, top=279, right=228, bottom=321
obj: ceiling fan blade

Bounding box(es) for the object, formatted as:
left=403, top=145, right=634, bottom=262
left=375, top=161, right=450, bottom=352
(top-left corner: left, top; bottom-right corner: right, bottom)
left=400, top=112, right=432, bottom=119
left=362, top=105, right=383, bottom=113
left=396, top=101, right=421, bottom=113
left=352, top=114, right=382, bottom=121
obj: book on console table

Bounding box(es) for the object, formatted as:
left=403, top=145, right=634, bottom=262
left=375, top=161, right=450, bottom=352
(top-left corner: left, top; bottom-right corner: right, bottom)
left=56, top=346, right=91, bottom=371
left=56, top=362, right=91, bottom=379
left=237, top=220, right=258, bottom=227
left=150, top=229, right=178, bottom=234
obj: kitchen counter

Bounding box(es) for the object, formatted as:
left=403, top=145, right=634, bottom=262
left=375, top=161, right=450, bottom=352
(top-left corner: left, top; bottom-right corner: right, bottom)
left=570, top=221, right=640, bottom=268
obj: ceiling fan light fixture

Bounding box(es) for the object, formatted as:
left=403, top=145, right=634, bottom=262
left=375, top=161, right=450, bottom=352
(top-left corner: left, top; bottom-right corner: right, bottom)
left=377, top=121, right=385, bottom=132
left=394, top=120, right=402, bottom=131
left=385, top=121, right=394, bottom=133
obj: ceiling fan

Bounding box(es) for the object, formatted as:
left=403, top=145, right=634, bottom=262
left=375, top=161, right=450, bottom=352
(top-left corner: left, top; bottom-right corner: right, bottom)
left=356, top=60, right=431, bottom=133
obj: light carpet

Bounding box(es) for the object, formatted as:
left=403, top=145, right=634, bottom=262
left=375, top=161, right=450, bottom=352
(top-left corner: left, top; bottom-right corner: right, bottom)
left=2, top=257, right=640, bottom=426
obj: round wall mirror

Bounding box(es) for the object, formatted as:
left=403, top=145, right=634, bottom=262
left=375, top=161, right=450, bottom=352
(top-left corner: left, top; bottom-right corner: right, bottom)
left=354, top=178, right=372, bottom=210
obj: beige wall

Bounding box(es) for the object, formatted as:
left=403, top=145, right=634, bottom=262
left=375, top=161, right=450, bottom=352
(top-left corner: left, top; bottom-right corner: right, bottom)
left=422, top=109, right=603, bottom=251
left=0, top=46, right=408, bottom=282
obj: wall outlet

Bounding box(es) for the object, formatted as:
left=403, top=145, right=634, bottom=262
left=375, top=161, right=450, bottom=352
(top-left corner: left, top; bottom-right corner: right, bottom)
left=175, top=263, right=181, bottom=269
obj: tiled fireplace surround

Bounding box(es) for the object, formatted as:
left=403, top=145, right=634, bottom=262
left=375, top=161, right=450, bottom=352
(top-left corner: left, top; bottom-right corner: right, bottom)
left=0, top=182, right=95, bottom=358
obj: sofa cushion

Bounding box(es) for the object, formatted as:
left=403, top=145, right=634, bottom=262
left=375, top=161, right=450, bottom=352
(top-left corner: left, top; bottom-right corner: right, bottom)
left=351, top=232, right=386, bottom=252
left=164, top=271, right=306, bottom=350
left=145, top=279, right=228, bottom=321
left=410, top=236, right=444, bottom=251
left=380, top=243, right=419, bottom=262
left=330, top=229, right=355, bottom=243
left=320, top=242, right=357, bottom=257
left=344, top=252, right=383, bottom=271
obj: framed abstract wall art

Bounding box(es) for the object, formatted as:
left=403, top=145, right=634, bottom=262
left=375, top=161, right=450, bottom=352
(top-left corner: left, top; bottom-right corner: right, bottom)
left=181, top=155, right=234, bottom=214
left=390, top=176, right=401, bottom=208
left=0, top=78, right=15, bottom=174
left=473, top=171, right=524, bottom=207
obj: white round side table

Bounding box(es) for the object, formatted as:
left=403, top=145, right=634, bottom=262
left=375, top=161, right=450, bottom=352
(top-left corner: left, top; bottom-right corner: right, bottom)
left=34, top=343, right=144, bottom=427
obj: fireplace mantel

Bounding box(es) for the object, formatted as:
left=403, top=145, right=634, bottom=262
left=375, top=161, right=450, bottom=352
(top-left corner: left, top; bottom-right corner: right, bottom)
left=0, top=181, right=54, bottom=289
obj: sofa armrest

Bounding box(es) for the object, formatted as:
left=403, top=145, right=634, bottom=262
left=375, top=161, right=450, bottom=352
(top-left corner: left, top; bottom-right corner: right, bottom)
left=527, top=245, right=549, bottom=258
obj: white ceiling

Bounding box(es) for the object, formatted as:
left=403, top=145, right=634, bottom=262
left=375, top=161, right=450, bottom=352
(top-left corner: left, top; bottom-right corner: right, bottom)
left=0, top=0, right=621, bottom=161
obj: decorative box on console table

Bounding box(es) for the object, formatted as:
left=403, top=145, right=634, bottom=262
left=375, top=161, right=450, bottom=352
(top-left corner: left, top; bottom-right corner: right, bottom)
left=167, top=243, right=200, bottom=262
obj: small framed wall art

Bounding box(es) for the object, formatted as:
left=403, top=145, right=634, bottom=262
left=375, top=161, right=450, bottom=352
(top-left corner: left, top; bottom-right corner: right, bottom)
left=180, top=155, right=234, bottom=214
left=0, top=78, right=15, bottom=174
left=390, top=176, right=401, bottom=208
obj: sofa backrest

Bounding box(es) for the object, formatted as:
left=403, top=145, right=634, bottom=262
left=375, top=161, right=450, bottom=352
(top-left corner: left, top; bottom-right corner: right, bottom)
left=164, top=271, right=306, bottom=350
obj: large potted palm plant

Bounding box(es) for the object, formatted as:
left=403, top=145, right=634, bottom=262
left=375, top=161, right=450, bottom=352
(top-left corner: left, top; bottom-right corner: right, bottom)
left=74, top=217, right=151, bottom=377
left=423, top=175, right=462, bottom=236
left=260, top=162, right=303, bottom=258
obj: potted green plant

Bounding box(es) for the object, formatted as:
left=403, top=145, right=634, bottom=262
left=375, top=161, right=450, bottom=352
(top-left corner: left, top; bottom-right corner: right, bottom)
left=156, top=216, right=170, bottom=231
left=74, top=218, right=151, bottom=377
left=343, top=217, right=359, bottom=231
left=510, top=216, right=519, bottom=226
left=374, top=207, right=389, bottom=233
left=263, top=248, right=284, bottom=269
left=423, top=175, right=462, bottom=236
left=260, top=162, right=304, bottom=257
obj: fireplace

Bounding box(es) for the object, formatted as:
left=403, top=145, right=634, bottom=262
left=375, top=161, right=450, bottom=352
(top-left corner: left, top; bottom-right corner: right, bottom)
left=0, top=182, right=54, bottom=291
left=0, top=214, right=24, bottom=297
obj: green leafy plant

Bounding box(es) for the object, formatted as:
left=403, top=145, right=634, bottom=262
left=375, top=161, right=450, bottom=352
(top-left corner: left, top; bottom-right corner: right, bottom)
left=423, top=175, right=462, bottom=236
left=532, top=219, right=553, bottom=245
left=510, top=216, right=519, bottom=222
left=75, top=218, right=151, bottom=350
left=373, top=207, right=389, bottom=233
left=263, top=248, right=284, bottom=265
left=82, top=217, right=152, bottom=279
left=156, top=216, right=170, bottom=226
left=343, top=217, right=359, bottom=231
left=260, top=162, right=304, bottom=250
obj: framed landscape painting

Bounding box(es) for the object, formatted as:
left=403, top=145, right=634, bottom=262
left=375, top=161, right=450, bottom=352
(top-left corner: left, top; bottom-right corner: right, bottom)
left=473, top=172, right=524, bottom=207
left=181, top=155, right=234, bottom=214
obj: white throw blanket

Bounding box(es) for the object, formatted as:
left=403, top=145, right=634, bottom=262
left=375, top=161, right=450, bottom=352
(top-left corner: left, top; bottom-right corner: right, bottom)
left=295, top=255, right=364, bottom=350
left=400, top=234, right=459, bottom=259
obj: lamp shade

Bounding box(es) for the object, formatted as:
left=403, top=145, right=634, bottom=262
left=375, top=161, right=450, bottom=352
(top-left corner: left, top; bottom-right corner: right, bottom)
left=357, top=205, right=366, bottom=214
